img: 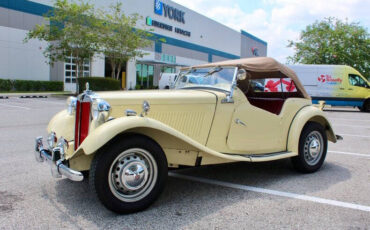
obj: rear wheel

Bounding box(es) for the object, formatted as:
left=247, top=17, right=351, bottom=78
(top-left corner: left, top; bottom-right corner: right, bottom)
left=90, top=135, right=168, bottom=213
left=291, top=122, right=327, bottom=173
left=360, top=99, right=370, bottom=112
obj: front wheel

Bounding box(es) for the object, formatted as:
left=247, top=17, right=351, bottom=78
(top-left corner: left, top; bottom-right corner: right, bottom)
left=89, top=135, right=168, bottom=213
left=291, top=122, right=327, bottom=173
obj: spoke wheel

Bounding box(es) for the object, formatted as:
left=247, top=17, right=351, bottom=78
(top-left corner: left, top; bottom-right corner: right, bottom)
left=108, top=148, right=158, bottom=203
left=291, top=122, right=327, bottom=173
left=303, top=131, right=323, bottom=166
left=90, top=135, right=168, bottom=214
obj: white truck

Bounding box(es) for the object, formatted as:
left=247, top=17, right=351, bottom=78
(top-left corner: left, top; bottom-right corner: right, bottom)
left=288, top=65, right=370, bottom=112
left=158, top=73, right=178, bottom=89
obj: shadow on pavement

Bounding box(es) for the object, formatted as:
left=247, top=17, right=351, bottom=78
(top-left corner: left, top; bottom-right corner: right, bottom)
left=53, top=159, right=351, bottom=229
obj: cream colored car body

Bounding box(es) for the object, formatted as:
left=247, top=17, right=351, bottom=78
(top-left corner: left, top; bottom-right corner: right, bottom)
left=48, top=88, right=337, bottom=172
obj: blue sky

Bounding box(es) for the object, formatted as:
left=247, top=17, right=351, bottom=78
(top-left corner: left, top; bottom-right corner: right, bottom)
left=173, top=0, right=370, bottom=63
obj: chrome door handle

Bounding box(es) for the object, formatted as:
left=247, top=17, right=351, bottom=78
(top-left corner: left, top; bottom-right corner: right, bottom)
left=235, top=118, right=246, bottom=126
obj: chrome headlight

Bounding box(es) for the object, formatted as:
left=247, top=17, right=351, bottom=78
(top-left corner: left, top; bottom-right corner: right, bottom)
left=92, top=98, right=111, bottom=121
left=67, top=96, right=77, bottom=115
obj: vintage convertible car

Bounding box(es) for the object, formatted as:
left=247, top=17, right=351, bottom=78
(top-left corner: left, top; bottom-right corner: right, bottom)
left=34, top=57, right=341, bottom=213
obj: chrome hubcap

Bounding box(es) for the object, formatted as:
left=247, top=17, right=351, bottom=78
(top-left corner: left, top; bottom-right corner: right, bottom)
left=108, top=148, right=157, bottom=202
left=309, top=139, right=320, bottom=158
left=303, top=131, right=323, bottom=166
left=120, top=160, right=148, bottom=191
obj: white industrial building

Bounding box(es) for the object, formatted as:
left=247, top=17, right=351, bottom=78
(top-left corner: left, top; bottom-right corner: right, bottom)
left=0, top=0, right=268, bottom=91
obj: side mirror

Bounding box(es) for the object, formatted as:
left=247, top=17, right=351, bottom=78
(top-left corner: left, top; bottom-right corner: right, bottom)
left=237, top=69, right=247, bottom=81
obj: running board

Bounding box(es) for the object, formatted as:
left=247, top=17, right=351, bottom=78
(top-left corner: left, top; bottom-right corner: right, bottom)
left=223, top=151, right=297, bottom=162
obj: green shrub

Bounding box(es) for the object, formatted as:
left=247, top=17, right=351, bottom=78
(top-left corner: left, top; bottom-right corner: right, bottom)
left=45, top=81, right=64, bottom=91
left=0, top=79, right=13, bottom=91
left=77, top=77, right=121, bottom=93
left=13, top=80, right=31, bottom=91
left=134, top=85, right=159, bottom=90
left=13, top=80, right=63, bottom=91
left=0, top=79, right=63, bottom=92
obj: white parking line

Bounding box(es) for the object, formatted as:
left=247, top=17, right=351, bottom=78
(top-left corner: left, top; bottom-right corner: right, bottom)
left=330, top=118, right=370, bottom=122
left=328, top=151, right=370, bottom=158
left=0, top=103, right=30, bottom=110
left=340, top=134, right=370, bottom=138
left=334, top=124, right=370, bottom=128
left=169, top=172, right=370, bottom=212
left=16, top=98, right=65, bottom=105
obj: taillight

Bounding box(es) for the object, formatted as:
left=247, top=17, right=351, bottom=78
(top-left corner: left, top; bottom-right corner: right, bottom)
left=74, top=97, right=91, bottom=150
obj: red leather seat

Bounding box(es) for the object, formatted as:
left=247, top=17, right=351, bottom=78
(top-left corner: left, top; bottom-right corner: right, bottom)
left=248, top=97, right=285, bottom=115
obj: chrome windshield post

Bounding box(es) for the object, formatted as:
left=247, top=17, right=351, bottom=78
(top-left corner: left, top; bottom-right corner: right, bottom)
left=222, top=67, right=238, bottom=103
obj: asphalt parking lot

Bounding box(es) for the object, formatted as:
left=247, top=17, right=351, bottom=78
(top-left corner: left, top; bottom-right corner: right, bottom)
left=0, top=96, right=369, bottom=229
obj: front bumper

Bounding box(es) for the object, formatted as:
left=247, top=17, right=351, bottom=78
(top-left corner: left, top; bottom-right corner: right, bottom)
left=34, top=136, right=84, bottom=181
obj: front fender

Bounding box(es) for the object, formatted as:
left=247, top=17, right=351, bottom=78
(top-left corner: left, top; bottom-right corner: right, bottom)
left=287, top=106, right=337, bottom=154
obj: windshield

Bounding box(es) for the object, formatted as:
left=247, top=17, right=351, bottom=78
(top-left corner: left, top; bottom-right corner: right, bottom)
left=174, top=67, right=236, bottom=91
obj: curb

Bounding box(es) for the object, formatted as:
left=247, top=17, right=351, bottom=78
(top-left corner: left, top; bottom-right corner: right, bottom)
left=19, top=95, right=48, bottom=99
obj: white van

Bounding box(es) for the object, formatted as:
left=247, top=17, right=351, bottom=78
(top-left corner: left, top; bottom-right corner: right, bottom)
left=288, top=65, right=370, bottom=112
left=159, top=73, right=178, bottom=89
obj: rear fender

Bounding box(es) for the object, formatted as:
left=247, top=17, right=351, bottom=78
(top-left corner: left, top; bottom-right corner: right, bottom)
left=287, top=106, right=337, bottom=154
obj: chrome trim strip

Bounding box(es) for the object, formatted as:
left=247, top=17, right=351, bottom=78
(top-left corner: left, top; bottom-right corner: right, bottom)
left=223, top=151, right=294, bottom=159
left=74, top=100, right=81, bottom=149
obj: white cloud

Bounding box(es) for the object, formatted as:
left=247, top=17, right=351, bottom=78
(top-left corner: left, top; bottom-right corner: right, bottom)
left=172, top=0, right=370, bottom=63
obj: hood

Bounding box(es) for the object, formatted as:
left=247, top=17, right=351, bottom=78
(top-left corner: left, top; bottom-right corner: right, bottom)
left=96, top=89, right=217, bottom=106
left=95, top=89, right=218, bottom=145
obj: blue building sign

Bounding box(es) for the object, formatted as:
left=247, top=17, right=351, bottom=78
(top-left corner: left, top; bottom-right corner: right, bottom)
left=154, top=0, right=185, bottom=24
left=146, top=16, right=191, bottom=37
left=154, top=0, right=163, bottom=15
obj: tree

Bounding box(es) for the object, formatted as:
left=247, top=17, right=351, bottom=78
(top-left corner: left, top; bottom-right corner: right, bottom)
left=288, top=17, right=369, bottom=77
left=24, top=0, right=99, bottom=79
left=97, top=3, right=153, bottom=80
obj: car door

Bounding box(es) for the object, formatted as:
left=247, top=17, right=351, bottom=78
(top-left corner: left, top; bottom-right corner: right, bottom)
left=226, top=99, right=284, bottom=154
left=346, top=74, right=370, bottom=99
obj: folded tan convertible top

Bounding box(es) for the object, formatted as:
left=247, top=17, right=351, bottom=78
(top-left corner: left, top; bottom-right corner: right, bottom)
left=189, top=57, right=310, bottom=99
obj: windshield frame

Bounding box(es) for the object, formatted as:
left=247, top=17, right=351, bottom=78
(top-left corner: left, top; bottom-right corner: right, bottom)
left=174, top=66, right=238, bottom=92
